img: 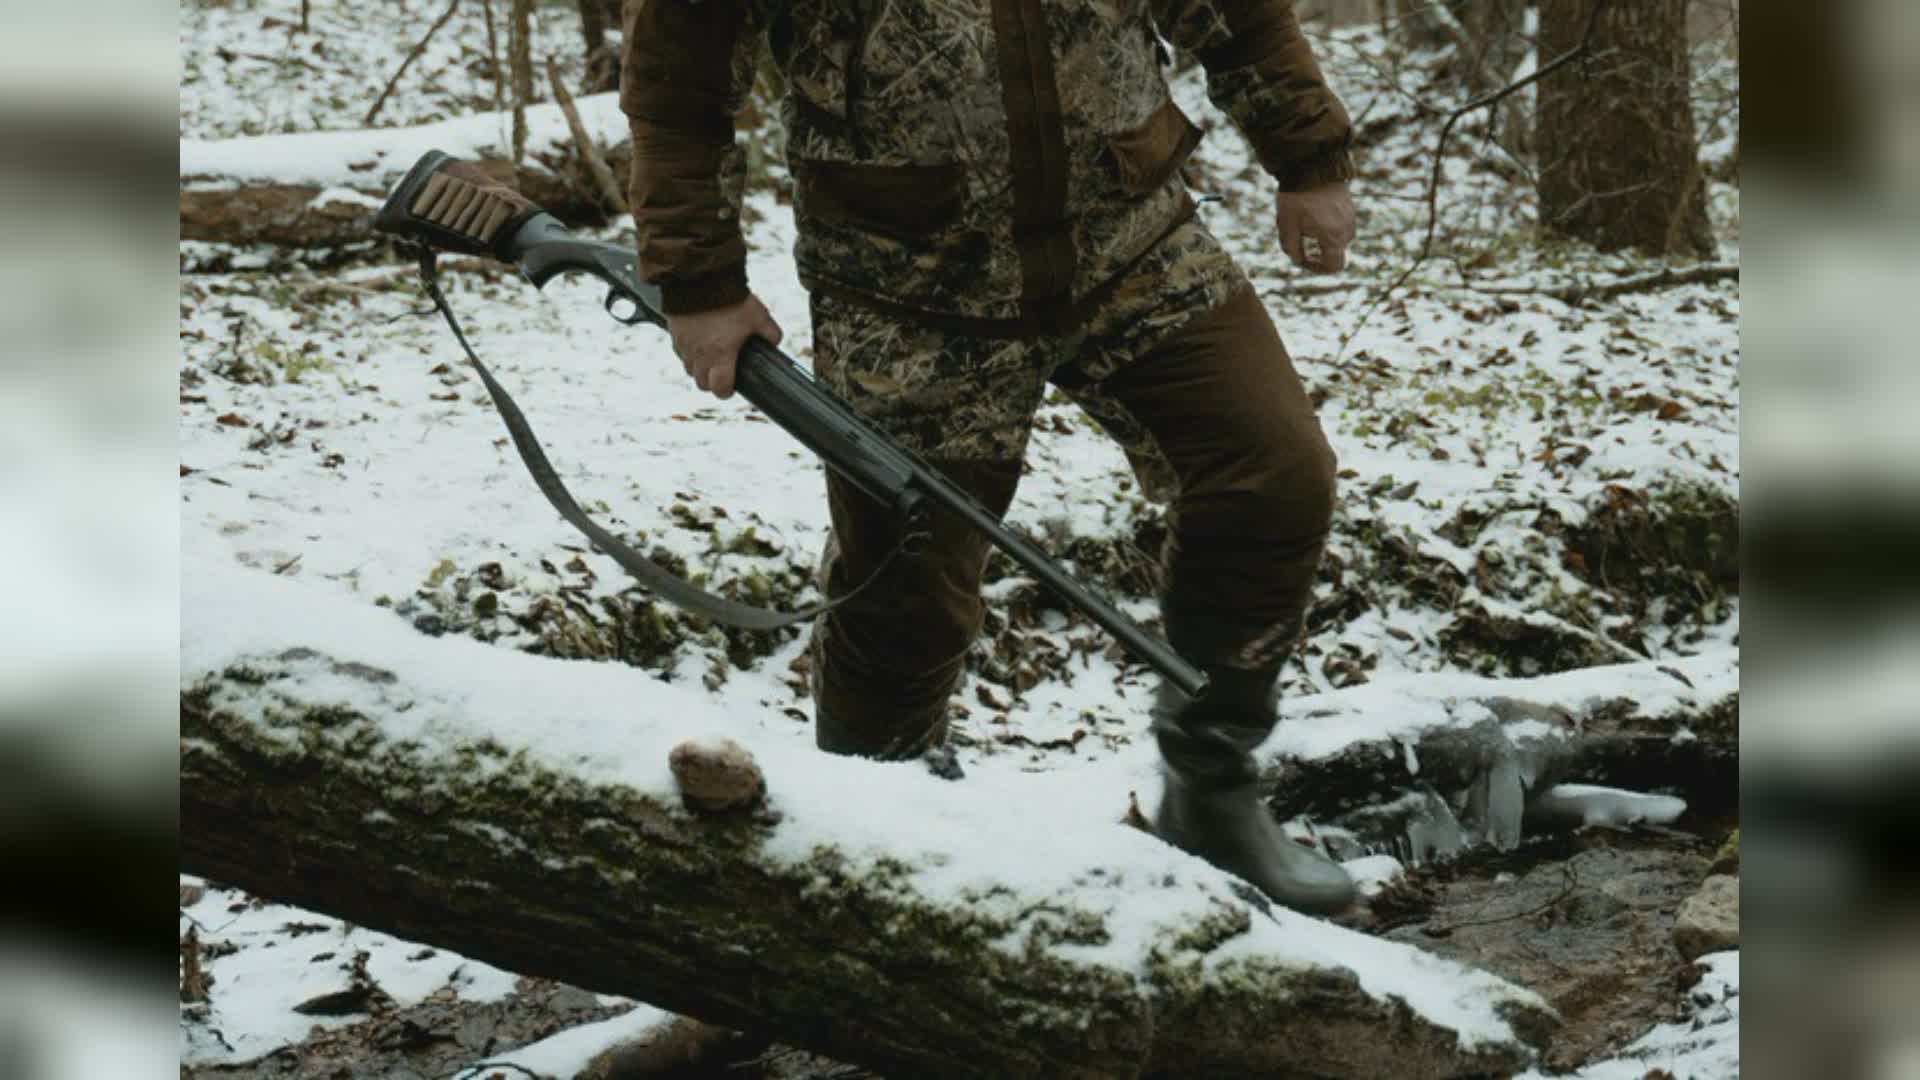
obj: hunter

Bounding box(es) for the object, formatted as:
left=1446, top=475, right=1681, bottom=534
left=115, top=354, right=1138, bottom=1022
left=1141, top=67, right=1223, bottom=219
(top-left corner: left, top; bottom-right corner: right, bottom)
left=620, top=0, right=1359, bottom=913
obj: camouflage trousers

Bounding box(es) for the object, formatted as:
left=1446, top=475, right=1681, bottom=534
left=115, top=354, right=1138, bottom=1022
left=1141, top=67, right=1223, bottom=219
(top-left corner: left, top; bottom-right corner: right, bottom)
left=806, top=220, right=1337, bottom=759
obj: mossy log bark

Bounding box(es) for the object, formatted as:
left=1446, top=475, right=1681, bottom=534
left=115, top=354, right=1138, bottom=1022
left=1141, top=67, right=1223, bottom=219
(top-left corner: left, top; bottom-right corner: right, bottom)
left=179, top=645, right=1553, bottom=1079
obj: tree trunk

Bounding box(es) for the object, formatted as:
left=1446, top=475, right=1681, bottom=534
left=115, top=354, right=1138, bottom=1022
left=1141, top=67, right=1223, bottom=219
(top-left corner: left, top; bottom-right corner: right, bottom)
left=577, top=0, right=621, bottom=93
left=482, top=0, right=504, bottom=114
left=1535, top=0, right=1715, bottom=255
left=177, top=573, right=1556, bottom=1079
left=509, top=0, right=535, bottom=165
left=579, top=0, right=607, bottom=58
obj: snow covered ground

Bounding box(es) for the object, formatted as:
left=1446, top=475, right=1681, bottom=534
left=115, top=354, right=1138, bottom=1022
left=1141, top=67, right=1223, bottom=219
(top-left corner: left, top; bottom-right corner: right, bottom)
left=181, top=0, right=594, bottom=139
left=180, top=2, right=1740, bottom=1074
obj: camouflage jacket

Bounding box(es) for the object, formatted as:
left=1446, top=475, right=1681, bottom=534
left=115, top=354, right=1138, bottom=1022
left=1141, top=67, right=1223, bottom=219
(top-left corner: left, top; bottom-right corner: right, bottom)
left=619, top=0, right=1353, bottom=333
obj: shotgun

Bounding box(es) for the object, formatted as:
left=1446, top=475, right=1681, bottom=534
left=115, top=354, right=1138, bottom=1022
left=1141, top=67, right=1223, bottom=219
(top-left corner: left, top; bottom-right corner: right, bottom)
left=372, top=150, right=1207, bottom=699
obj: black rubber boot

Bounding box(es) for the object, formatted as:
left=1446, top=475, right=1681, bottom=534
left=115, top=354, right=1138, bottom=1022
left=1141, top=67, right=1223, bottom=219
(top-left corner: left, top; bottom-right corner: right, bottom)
left=1151, top=668, right=1356, bottom=916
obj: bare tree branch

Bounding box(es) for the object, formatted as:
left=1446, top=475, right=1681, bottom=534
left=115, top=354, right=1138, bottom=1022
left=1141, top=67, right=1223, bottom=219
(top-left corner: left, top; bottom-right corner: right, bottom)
left=1468, top=262, right=1737, bottom=303
left=545, top=55, right=627, bottom=213
left=364, top=0, right=462, bottom=128
left=1335, top=0, right=1615, bottom=362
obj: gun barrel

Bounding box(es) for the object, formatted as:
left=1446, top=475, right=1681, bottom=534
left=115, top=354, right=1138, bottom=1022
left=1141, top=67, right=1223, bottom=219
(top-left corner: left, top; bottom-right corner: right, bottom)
left=503, top=216, right=1210, bottom=698
left=914, top=467, right=1209, bottom=698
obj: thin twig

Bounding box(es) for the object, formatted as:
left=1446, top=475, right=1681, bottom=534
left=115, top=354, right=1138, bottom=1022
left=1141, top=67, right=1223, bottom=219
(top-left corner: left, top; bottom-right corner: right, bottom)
left=1337, top=0, right=1615, bottom=362
left=1261, top=279, right=1374, bottom=298
left=1267, top=260, right=1733, bottom=306
left=545, top=55, right=627, bottom=212
left=1467, top=262, right=1738, bottom=303
left=1423, top=862, right=1579, bottom=936
left=1417, top=0, right=1615, bottom=264
left=364, top=0, right=463, bottom=127
left=218, top=48, right=325, bottom=74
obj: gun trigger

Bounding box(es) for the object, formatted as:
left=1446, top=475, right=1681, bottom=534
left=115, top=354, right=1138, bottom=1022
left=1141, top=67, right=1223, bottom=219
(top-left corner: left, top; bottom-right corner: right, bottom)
left=605, top=289, right=646, bottom=325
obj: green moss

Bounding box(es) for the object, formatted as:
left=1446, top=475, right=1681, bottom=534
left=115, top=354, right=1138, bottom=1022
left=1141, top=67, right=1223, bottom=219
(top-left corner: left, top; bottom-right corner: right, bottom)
left=424, top=559, right=457, bottom=590
left=718, top=525, right=782, bottom=558
left=183, top=661, right=1550, bottom=1079
left=1708, top=828, right=1740, bottom=875
left=1571, top=480, right=1738, bottom=594
left=250, top=339, right=333, bottom=385
left=1168, top=900, right=1252, bottom=955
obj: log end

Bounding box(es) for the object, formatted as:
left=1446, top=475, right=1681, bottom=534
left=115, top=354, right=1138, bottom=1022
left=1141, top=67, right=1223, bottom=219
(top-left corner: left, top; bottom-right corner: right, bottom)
left=669, top=737, right=765, bottom=814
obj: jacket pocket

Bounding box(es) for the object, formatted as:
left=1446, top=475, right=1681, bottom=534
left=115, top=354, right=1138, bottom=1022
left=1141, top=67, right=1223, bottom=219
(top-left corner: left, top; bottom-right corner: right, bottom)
left=792, top=159, right=967, bottom=240
left=1107, top=98, right=1204, bottom=196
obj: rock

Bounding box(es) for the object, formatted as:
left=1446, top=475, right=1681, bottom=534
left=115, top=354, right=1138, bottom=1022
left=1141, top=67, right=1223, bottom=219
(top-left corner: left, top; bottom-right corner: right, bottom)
left=1673, top=874, right=1739, bottom=960
left=667, top=737, right=765, bottom=813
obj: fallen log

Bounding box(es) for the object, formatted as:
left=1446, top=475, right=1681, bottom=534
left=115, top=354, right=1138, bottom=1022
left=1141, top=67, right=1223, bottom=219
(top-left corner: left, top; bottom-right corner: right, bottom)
left=180, top=557, right=1555, bottom=1079
left=179, top=94, right=636, bottom=248
left=1257, top=653, right=1740, bottom=857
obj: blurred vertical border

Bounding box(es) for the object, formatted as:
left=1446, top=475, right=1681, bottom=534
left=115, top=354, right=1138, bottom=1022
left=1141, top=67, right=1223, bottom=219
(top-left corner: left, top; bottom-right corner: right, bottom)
left=1743, top=0, right=1920, bottom=1075
left=0, top=2, right=180, bottom=1077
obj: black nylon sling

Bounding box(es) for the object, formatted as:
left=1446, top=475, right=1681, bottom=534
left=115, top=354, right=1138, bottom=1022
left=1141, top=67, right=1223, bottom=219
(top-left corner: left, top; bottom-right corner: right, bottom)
left=413, top=248, right=909, bottom=631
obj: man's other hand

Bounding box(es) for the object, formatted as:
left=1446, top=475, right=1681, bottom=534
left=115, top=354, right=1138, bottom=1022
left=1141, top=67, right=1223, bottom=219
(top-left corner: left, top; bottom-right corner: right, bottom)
left=665, top=294, right=783, bottom=399
left=1275, top=182, right=1356, bottom=274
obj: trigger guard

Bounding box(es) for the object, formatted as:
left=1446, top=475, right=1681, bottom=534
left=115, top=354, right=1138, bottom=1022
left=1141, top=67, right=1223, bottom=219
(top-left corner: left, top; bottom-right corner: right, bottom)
left=605, top=289, right=646, bottom=325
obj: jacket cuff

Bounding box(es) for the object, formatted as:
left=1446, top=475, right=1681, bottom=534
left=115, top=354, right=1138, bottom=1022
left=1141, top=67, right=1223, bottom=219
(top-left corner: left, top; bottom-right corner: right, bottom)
left=1268, top=143, right=1357, bottom=193
left=657, top=266, right=750, bottom=315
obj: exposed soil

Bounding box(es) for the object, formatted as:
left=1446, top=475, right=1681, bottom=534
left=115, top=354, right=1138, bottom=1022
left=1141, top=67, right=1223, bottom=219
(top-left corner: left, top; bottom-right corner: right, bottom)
left=1366, top=828, right=1730, bottom=1073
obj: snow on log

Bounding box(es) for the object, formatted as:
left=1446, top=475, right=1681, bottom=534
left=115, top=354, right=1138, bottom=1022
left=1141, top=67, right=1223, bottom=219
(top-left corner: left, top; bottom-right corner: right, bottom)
left=179, top=93, right=635, bottom=247
left=180, top=557, right=1555, bottom=1079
